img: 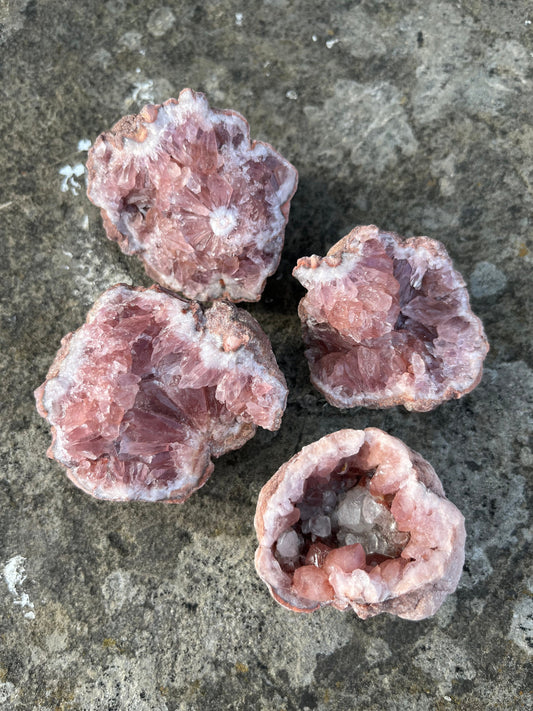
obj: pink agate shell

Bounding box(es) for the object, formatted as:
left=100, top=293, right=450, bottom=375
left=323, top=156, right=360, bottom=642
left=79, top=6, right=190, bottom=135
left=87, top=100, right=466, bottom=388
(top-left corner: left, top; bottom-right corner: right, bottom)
left=87, top=89, right=298, bottom=302
left=35, top=285, right=288, bottom=502
left=254, top=429, right=466, bottom=620
left=293, top=225, right=489, bottom=411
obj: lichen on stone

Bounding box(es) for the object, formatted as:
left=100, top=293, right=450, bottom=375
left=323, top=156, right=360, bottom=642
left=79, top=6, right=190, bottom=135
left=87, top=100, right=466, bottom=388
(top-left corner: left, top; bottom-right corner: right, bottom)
left=35, top=285, right=288, bottom=502
left=293, top=225, right=489, bottom=411
left=87, top=89, right=298, bottom=303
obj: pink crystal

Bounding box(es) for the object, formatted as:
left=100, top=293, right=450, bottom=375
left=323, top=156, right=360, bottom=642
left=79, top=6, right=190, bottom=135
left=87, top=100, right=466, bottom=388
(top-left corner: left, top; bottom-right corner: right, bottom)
left=87, top=89, right=298, bottom=302
left=254, top=428, right=466, bottom=620
left=293, top=225, right=489, bottom=411
left=35, top=285, right=288, bottom=502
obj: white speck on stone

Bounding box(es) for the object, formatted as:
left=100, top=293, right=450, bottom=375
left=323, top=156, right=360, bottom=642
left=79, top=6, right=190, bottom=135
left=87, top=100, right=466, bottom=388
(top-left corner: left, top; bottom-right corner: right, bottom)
left=364, top=638, right=391, bottom=666
left=81, top=214, right=89, bottom=230
left=469, top=261, right=507, bottom=298
left=525, top=19, right=531, bottom=25
left=59, top=163, right=86, bottom=195
left=508, top=577, right=533, bottom=654
left=286, top=89, right=298, bottom=101
left=235, top=12, right=243, bottom=26
left=326, top=38, right=340, bottom=49
left=0, top=681, right=19, bottom=704
left=77, top=138, right=92, bottom=152
left=444, top=696, right=452, bottom=702
left=119, top=30, right=143, bottom=50
left=312, top=34, right=317, bottom=42
left=147, top=7, right=176, bottom=38
left=3, top=555, right=35, bottom=620
left=102, top=570, right=140, bottom=614
left=130, top=78, right=155, bottom=105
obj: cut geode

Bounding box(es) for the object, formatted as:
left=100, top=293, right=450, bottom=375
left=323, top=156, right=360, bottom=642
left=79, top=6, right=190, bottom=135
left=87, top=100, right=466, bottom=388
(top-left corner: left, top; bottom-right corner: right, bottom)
left=35, top=285, right=288, bottom=502
left=87, top=89, right=298, bottom=303
left=293, top=225, right=489, bottom=411
left=255, top=429, right=466, bottom=620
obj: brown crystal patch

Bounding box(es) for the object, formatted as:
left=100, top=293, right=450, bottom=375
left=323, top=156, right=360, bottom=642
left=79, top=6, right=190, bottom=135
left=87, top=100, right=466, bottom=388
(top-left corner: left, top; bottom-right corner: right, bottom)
left=254, top=429, right=466, bottom=620
left=35, top=285, right=288, bottom=502
left=87, top=89, right=298, bottom=303
left=293, top=225, right=489, bottom=411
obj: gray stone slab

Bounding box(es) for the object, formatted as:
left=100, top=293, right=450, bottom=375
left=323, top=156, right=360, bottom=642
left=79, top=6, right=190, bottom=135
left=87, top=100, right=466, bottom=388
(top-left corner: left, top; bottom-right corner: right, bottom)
left=0, top=0, right=531, bottom=709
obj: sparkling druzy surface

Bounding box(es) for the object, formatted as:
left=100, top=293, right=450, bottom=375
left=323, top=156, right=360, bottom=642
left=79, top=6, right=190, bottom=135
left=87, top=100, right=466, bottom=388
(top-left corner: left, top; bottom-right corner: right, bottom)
left=35, top=285, right=288, bottom=502
left=255, top=429, right=466, bottom=620
left=293, top=225, right=489, bottom=411
left=87, top=89, right=298, bottom=302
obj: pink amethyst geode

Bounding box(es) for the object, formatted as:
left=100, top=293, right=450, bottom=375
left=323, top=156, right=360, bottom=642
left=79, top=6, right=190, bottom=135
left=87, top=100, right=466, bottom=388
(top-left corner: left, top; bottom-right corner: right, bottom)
left=293, top=225, right=489, bottom=411
left=35, top=285, right=288, bottom=502
left=87, top=89, right=298, bottom=302
left=254, top=429, right=466, bottom=620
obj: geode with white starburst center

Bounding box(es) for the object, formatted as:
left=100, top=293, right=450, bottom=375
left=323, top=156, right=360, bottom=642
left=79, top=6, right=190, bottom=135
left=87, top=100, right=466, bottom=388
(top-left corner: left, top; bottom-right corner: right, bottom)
left=293, top=225, right=489, bottom=411
left=86, top=89, right=298, bottom=302
left=34, top=285, right=288, bottom=502
left=254, top=429, right=466, bottom=620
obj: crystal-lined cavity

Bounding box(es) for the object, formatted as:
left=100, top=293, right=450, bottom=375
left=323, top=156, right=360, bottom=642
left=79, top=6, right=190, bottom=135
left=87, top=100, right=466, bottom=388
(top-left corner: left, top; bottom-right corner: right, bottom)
left=35, top=285, right=288, bottom=502
left=293, top=225, right=489, bottom=411
left=255, top=429, right=466, bottom=620
left=87, top=89, right=298, bottom=302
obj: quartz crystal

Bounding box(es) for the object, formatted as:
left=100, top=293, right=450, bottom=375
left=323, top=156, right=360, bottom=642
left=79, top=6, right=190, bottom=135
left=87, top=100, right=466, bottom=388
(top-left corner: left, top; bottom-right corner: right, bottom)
left=254, top=428, right=466, bottom=620
left=35, top=285, right=288, bottom=502
left=87, top=89, right=298, bottom=302
left=293, top=225, right=489, bottom=411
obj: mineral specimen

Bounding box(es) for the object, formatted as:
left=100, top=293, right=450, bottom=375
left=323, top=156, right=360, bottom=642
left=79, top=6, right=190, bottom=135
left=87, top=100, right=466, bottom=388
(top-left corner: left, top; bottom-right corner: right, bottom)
left=35, top=285, right=288, bottom=502
left=87, top=89, right=298, bottom=302
left=293, top=225, right=489, bottom=411
left=254, top=428, right=466, bottom=620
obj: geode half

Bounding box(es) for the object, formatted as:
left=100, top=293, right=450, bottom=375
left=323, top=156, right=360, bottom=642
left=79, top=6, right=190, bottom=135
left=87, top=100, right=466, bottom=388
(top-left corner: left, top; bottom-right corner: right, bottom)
left=35, top=285, right=288, bottom=502
left=293, top=225, right=489, bottom=411
left=87, top=89, right=298, bottom=303
left=254, top=429, right=465, bottom=620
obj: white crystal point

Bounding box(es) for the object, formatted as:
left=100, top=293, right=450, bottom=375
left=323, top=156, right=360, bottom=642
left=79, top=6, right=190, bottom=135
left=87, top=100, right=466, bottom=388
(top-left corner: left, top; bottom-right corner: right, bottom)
left=277, top=529, right=300, bottom=558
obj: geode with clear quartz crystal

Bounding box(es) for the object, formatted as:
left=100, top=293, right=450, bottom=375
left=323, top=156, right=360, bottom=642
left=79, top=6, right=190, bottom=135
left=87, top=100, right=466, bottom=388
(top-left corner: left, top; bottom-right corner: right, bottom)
left=255, top=429, right=465, bottom=620
left=87, top=89, right=298, bottom=302
left=293, top=225, right=489, bottom=411
left=35, top=285, right=288, bottom=502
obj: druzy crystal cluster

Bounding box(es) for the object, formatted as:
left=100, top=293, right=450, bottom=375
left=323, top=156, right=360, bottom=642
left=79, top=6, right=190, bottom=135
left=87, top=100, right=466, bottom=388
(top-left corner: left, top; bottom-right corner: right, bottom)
left=35, top=91, right=486, bottom=621
left=35, top=286, right=287, bottom=502
left=294, top=225, right=489, bottom=411
left=254, top=429, right=466, bottom=620
left=87, top=89, right=298, bottom=302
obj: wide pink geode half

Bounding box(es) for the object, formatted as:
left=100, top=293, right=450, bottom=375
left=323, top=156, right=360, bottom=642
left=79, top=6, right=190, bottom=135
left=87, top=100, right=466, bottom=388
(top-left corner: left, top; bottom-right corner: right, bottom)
left=254, top=429, right=466, bottom=620
left=35, top=285, right=288, bottom=502
left=87, top=89, right=298, bottom=302
left=293, top=225, right=489, bottom=411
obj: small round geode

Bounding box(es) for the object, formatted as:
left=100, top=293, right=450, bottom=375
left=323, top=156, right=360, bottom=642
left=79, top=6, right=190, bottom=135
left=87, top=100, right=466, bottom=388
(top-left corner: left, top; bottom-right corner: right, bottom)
left=35, top=285, right=288, bottom=502
left=293, top=225, right=489, bottom=411
left=254, top=429, right=466, bottom=620
left=87, top=89, right=298, bottom=303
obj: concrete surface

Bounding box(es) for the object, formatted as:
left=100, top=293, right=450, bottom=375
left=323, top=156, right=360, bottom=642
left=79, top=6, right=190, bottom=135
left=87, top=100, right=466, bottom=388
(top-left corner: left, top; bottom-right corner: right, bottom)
left=0, top=0, right=531, bottom=709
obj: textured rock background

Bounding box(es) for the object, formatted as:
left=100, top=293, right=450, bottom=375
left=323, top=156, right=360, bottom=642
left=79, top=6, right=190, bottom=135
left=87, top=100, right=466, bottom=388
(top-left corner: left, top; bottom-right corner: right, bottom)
left=0, top=0, right=531, bottom=709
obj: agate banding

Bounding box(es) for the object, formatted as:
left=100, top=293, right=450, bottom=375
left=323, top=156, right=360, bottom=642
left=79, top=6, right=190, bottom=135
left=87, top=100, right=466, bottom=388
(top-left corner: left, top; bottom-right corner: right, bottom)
left=87, top=89, right=298, bottom=302
left=293, top=225, right=489, bottom=411
left=35, top=285, right=288, bottom=502
left=254, top=429, right=466, bottom=620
